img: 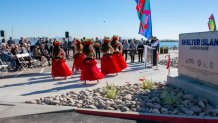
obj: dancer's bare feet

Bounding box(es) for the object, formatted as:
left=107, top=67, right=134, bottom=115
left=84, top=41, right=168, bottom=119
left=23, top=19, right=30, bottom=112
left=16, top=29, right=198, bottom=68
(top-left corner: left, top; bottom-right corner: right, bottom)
left=84, top=80, right=87, bottom=85
left=116, top=73, right=118, bottom=76
left=97, top=80, right=99, bottom=83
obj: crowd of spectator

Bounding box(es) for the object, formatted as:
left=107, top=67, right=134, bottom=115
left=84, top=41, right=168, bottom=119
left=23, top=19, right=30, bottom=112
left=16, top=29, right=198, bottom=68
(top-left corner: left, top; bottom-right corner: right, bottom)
left=0, top=36, right=159, bottom=72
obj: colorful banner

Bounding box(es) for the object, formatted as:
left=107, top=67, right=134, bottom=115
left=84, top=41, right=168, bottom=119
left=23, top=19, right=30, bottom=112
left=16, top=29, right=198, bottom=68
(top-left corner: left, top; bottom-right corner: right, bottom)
left=135, top=0, right=152, bottom=39
left=208, top=14, right=217, bottom=31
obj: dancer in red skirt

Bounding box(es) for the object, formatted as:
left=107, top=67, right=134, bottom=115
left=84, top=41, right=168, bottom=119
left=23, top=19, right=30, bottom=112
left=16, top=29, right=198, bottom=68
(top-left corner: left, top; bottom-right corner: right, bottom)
left=111, top=36, right=128, bottom=71
left=80, top=39, right=104, bottom=84
left=72, top=39, right=85, bottom=73
left=51, top=41, right=72, bottom=79
left=101, top=38, right=121, bottom=75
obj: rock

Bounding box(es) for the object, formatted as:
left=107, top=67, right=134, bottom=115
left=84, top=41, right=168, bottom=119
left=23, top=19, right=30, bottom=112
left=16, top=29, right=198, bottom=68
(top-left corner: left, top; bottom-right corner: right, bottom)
left=183, top=94, right=194, bottom=100
left=182, top=100, right=191, bottom=106
left=160, top=108, right=168, bottom=114
left=153, top=104, right=162, bottom=109
left=98, top=101, right=107, bottom=109
left=121, top=107, right=129, bottom=112
left=151, top=109, right=160, bottom=114
left=131, top=108, right=137, bottom=112
left=84, top=91, right=90, bottom=96
left=94, top=93, right=101, bottom=96
left=136, top=108, right=149, bottom=113
left=88, top=105, right=97, bottom=109
left=181, top=108, right=194, bottom=115
left=198, top=100, right=206, bottom=108
left=107, top=107, right=115, bottom=110
left=145, top=102, right=154, bottom=108
left=123, top=94, right=132, bottom=101
left=171, top=110, right=179, bottom=114
left=199, top=112, right=206, bottom=116
left=191, top=106, right=202, bottom=114
left=52, top=100, right=60, bottom=105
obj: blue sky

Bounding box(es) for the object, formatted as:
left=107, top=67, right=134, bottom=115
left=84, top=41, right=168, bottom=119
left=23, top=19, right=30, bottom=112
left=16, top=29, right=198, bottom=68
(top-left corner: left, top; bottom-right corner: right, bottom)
left=0, top=0, right=218, bottom=39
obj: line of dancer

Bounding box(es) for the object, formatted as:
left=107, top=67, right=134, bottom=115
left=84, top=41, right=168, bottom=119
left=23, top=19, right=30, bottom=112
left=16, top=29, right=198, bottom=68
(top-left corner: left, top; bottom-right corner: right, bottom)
left=51, top=35, right=127, bottom=84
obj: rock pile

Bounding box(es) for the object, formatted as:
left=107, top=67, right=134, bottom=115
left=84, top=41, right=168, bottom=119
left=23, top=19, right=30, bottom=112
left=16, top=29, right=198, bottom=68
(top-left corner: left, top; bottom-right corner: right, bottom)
left=26, top=83, right=218, bottom=117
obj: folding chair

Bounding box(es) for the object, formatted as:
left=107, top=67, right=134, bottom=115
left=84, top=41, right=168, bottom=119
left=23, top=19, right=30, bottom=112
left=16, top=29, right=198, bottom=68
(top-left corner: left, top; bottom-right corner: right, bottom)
left=16, top=54, right=29, bottom=71
left=28, top=53, right=40, bottom=68
left=0, top=59, right=8, bottom=77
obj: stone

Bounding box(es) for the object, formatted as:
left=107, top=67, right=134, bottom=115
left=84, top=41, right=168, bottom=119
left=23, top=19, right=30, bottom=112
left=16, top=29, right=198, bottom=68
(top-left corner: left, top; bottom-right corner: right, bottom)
left=170, top=110, right=178, bottom=115
left=107, top=107, right=115, bottom=110
left=88, top=105, right=97, bottom=109
left=98, top=101, right=107, bottom=109
left=160, top=108, right=168, bottom=114
left=199, top=112, right=206, bottom=116
left=136, top=108, right=149, bottom=113
left=191, top=106, right=202, bottom=114
left=153, top=104, right=162, bottom=109
left=94, top=93, right=101, bottom=96
left=145, top=102, right=154, bottom=108
left=115, top=99, right=123, bottom=105
left=84, top=91, right=90, bottom=96
left=151, top=109, right=160, bottom=114
left=52, top=100, right=60, bottom=105
left=121, top=107, right=129, bottom=112
left=123, top=94, right=132, bottom=101
left=198, top=100, right=206, bottom=108
left=183, top=94, right=194, bottom=100
left=181, top=108, right=194, bottom=115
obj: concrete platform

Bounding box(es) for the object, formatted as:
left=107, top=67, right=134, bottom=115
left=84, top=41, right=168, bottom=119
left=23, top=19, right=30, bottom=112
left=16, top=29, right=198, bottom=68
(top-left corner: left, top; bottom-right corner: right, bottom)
left=0, top=102, right=75, bottom=119
left=167, top=75, right=218, bottom=105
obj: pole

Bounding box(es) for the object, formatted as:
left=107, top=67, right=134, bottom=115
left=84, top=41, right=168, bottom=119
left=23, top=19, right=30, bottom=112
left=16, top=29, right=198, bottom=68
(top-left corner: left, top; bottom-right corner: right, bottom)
left=12, top=26, right=14, bottom=39
left=144, top=45, right=147, bottom=68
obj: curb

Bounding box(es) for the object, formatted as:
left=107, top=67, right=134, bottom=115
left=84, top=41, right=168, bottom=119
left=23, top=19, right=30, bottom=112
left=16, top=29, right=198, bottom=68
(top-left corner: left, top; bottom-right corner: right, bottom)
left=75, top=108, right=218, bottom=123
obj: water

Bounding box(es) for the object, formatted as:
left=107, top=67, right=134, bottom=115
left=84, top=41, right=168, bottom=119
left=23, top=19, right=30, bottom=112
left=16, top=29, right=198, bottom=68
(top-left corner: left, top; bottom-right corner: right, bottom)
left=159, top=41, right=179, bottom=48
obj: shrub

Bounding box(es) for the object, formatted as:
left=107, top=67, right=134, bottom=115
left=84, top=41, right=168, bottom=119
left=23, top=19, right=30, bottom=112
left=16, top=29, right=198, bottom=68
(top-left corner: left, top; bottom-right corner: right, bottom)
left=140, top=79, right=155, bottom=90
left=103, top=82, right=117, bottom=100
left=160, top=89, right=179, bottom=105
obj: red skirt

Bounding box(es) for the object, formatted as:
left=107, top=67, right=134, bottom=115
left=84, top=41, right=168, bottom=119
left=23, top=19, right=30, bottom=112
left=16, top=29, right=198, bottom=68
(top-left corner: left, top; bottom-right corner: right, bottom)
left=101, top=54, right=121, bottom=75
left=113, top=52, right=128, bottom=71
left=52, top=59, right=72, bottom=77
left=80, top=58, right=104, bottom=81
left=72, top=53, right=85, bottom=72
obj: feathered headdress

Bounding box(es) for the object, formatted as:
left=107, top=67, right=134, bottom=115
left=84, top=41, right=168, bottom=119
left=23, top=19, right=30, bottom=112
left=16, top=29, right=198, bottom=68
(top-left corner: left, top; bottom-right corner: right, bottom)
left=103, top=38, right=111, bottom=43
left=75, top=39, right=81, bottom=44
left=112, top=35, right=119, bottom=41
left=83, top=39, right=93, bottom=45
left=54, top=41, right=61, bottom=46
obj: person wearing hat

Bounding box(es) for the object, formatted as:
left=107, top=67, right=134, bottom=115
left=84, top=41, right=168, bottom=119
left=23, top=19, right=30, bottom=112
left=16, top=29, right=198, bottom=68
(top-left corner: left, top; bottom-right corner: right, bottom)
left=111, top=35, right=127, bottom=71
left=72, top=39, right=85, bottom=73
left=100, top=38, right=121, bottom=76
left=151, top=37, right=159, bottom=66
left=51, top=41, right=72, bottom=80
left=80, top=39, right=104, bottom=84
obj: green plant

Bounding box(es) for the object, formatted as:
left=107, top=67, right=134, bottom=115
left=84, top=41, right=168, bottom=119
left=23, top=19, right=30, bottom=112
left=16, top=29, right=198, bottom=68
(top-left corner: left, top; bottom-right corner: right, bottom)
left=140, top=79, right=155, bottom=90
left=103, top=82, right=117, bottom=99
left=160, top=89, right=179, bottom=105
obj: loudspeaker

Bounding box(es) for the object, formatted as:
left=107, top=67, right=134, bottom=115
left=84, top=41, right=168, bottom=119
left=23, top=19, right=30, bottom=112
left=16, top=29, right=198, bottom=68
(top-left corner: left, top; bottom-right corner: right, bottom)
left=65, top=32, right=69, bottom=38
left=1, top=31, right=4, bottom=37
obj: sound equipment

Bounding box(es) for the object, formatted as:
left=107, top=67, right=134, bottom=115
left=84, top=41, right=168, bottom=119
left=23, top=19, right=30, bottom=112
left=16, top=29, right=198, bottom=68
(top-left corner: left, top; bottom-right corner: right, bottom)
left=65, top=32, right=69, bottom=38
left=1, top=30, right=4, bottom=37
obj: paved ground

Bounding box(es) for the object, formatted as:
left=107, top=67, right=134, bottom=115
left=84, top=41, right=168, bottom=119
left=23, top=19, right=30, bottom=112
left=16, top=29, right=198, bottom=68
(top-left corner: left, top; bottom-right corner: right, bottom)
left=0, top=50, right=178, bottom=103
left=0, top=112, right=166, bottom=123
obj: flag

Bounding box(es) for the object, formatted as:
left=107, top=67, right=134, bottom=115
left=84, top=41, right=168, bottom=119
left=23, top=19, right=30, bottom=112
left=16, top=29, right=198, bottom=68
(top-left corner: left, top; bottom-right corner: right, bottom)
left=166, top=55, right=171, bottom=69
left=135, top=0, right=152, bottom=39
left=208, top=14, right=217, bottom=31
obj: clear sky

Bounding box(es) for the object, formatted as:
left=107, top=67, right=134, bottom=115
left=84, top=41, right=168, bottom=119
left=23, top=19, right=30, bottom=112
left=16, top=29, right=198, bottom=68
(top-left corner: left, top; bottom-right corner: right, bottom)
left=0, top=0, right=218, bottom=40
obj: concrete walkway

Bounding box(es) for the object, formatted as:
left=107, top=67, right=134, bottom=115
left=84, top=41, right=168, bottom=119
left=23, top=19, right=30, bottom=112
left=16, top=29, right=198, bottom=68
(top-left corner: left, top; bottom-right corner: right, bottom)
left=0, top=50, right=178, bottom=102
